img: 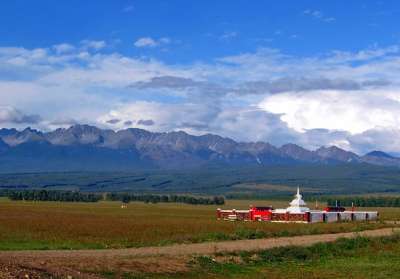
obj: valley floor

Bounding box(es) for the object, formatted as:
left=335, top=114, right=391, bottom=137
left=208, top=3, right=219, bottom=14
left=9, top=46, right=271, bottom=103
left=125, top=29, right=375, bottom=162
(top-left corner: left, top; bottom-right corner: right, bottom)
left=0, top=228, right=399, bottom=278
left=2, top=199, right=400, bottom=278
left=0, top=199, right=394, bottom=250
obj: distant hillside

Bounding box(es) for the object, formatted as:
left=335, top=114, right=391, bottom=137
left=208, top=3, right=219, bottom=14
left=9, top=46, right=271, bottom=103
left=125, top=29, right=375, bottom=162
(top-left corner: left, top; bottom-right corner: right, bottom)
left=0, top=124, right=399, bottom=172
left=1, top=164, right=400, bottom=195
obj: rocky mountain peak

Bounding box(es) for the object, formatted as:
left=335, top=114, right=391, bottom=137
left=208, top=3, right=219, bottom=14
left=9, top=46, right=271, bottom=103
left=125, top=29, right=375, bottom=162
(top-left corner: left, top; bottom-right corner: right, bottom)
left=0, top=125, right=399, bottom=170
left=365, top=150, right=394, bottom=159
left=280, top=143, right=319, bottom=162
left=46, top=124, right=112, bottom=146
left=315, top=146, right=360, bottom=162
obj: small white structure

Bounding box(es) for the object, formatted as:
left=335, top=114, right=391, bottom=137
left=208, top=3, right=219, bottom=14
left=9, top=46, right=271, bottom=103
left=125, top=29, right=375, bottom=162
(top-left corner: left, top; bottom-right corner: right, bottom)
left=286, top=187, right=310, bottom=213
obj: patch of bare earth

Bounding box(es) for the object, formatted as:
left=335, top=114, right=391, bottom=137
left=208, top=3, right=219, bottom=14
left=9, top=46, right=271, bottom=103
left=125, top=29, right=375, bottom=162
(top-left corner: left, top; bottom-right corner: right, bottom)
left=0, top=263, right=52, bottom=279
left=0, top=255, right=189, bottom=279
left=0, top=228, right=398, bottom=278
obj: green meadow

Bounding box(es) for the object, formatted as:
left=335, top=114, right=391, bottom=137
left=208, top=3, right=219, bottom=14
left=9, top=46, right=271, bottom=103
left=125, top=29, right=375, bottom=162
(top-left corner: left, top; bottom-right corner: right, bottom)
left=0, top=198, right=396, bottom=251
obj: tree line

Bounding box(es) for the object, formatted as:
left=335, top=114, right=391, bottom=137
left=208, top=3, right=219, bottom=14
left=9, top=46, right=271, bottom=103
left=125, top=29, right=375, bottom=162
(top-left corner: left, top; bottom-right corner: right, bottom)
left=6, top=190, right=102, bottom=202
left=327, top=196, right=400, bottom=207
left=107, top=193, right=225, bottom=205
left=1, top=190, right=225, bottom=205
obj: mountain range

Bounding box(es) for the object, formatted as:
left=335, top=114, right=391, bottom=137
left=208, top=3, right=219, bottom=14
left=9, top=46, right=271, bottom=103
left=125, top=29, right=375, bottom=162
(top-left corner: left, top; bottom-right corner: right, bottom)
left=0, top=124, right=399, bottom=172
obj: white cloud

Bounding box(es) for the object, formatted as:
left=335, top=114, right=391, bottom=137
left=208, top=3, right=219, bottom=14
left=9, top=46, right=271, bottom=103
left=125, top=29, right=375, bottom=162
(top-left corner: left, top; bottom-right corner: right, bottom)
left=38, top=53, right=181, bottom=88
left=134, top=37, right=171, bottom=48
left=303, top=9, right=323, bottom=18
left=0, top=106, right=41, bottom=124
left=328, top=45, right=400, bottom=63
left=259, top=89, right=400, bottom=134
left=98, top=101, right=215, bottom=133
left=349, top=127, right=400, bottom=154
left=134, top=37, right=157, bottom=48
left=53, top=43, right=75, bottom=54
left=80, top=40, right=106, bottom=50
left=2, top=42, right=400, bottom=153
left=97, top=101, right=297, bottom=144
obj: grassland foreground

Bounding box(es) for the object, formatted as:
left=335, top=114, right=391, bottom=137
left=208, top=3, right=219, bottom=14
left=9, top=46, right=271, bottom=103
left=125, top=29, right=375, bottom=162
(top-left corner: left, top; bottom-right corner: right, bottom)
left=1, top=227, right=398, bottom=259
left=0, top=227, right=399, bottom=278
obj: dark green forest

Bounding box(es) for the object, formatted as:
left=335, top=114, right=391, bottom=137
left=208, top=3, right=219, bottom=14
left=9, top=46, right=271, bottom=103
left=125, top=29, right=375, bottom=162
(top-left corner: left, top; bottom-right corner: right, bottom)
left=6, top=190, right=102, bottom=202
left=3, top=190, right=225, bottom=205
left=327, top=196, right=400, bottom=207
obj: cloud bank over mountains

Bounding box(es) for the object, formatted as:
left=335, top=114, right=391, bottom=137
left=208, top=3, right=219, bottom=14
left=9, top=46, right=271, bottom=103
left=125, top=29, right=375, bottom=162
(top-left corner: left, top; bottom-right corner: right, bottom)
left=1, top=42, right=400, bottom=154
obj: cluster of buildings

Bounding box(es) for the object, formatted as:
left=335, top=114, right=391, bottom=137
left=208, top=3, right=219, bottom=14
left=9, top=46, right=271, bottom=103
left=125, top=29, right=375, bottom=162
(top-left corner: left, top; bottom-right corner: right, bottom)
left=217, top=188, right=378, bottom=223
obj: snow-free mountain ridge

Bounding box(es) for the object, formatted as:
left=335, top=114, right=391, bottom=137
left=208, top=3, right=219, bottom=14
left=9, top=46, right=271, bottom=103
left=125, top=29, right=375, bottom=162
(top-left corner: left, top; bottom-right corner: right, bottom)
left=0, top=125, right=398, bottom=172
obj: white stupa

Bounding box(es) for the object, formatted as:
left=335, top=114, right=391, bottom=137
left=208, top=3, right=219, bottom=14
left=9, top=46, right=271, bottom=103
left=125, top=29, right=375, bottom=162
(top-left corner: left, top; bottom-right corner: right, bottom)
left=286, top=187, right=310, bottom=213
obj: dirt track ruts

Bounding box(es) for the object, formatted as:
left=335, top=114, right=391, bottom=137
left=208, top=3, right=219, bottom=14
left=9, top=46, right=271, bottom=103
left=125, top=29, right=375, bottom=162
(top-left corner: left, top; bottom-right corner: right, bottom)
left=1, top=227, right=399, bottom=260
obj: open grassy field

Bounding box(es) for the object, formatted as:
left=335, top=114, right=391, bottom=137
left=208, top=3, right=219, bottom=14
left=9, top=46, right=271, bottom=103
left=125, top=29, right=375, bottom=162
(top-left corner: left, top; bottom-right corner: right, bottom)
left=111, top=234, right=400, bottom=279
left=0, top=198, right=398, bottom=251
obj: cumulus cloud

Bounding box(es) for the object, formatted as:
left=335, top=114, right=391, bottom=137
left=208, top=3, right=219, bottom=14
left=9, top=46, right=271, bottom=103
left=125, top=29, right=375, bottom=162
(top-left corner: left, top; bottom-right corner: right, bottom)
left=80, top=40, right=106, bottom=50
left=328, top=45, right=400, bottom=63
left=348, top=128, right=400, bottom=154
left=0, top=106, right=41, bottom=124
left=2, top=42, right=400, bottom=153
left=259, top=89, right=400, bottom=134
left=296, top=129, right=352, bottom=151
left=134, top=37, right=157, bottom=48
left=53, top=43, right=75, bottom=54
left=134, top=37, right=170, bottom=48
left=98, top=101, right=218, bottom=134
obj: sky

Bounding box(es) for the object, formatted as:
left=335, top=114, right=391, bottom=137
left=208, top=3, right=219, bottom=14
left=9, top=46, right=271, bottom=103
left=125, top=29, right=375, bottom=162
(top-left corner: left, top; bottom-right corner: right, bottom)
left=1, top=1, right=400, bottom=154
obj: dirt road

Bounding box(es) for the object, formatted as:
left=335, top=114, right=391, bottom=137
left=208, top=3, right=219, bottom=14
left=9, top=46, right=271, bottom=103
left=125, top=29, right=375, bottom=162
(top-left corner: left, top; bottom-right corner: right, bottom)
left=1, top=227, right=399, bottom=278
left=2, top=227, right=399, bottom=259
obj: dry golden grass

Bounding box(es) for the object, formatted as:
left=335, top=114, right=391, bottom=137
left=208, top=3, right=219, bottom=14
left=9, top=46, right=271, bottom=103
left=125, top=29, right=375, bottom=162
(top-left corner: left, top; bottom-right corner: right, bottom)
left=0, top=198, right=396, bottom=250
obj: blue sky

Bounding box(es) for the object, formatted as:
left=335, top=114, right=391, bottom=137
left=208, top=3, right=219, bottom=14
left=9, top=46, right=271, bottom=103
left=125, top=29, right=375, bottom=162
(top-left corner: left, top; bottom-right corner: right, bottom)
left=2, top=1, right=399, bottom=63
left=1, top=1, right=400, bottom=154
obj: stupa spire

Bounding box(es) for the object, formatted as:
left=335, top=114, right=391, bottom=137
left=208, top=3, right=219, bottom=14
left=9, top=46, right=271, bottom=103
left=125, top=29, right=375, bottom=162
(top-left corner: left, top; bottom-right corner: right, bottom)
left=286, top=186, right=310, bottom=213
